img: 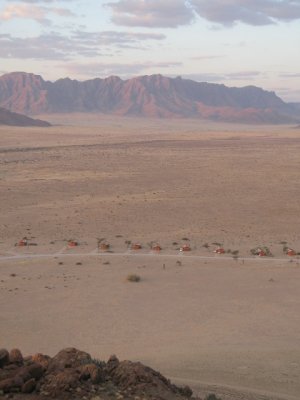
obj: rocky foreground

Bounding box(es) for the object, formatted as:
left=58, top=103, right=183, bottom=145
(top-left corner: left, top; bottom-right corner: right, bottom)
left=0, top=347, right=208, bottom=400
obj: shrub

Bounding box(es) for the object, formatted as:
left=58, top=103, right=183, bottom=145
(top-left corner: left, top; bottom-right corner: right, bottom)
left=205, top=394, right=222, bottom=400
left=91, top=358, right=106, bottom=368
left=127, top=274, right=141, bottom=282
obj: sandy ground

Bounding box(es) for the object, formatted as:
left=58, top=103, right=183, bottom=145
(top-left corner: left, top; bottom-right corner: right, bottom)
left=1, top=116, right=300, bottom=399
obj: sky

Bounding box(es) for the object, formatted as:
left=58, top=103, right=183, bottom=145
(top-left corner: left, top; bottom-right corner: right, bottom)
left=0, top=0, right=300, bottom=102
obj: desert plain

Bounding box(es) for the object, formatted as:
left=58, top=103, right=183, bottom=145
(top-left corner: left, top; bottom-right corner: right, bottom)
left=0, top=115, right=300, bottom=400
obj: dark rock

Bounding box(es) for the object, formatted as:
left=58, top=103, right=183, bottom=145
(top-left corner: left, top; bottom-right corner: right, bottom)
left=90, top=367, right=103, bottom=385
left=79, top=363, right=105, bottom=384
left=47, top=348, right=91, bottom=373
left=110, top=360, right=192, bottom=398
left=21, top=378, right=36, bottom=393
left=0, top=378, right=15, bottom=393
left=31, top=353, right=50, bottom=370
left=9, top=349, right=23, bottom=365
left=26, top=363, right=44, bottom=380
left=106, top=355, right=119, bottom=373
left=0, top=350, right=9, bottom=368
left=42, top=370, right=80, bottom=395
left=12, top=375, right=24, bottom=388
left=0, top=347, right=196, bottom=399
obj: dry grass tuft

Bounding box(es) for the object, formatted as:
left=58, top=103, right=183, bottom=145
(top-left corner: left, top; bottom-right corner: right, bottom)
left=126, top=274, right=141, bottom=282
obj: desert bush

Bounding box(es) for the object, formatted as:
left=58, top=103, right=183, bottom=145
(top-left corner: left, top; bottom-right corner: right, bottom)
left=250, top=246, right=272, bottom=256
left=127, top=274, right=141, bottom=282
left=206, top=394, right=222, bottom=400
left=91, top=358, right=106, bottom=368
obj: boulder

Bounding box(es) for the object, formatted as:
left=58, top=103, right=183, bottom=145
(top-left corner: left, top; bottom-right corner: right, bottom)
left=9, top=349, right=23, bottom=365
left=0, top=378, right=19, bottom=393
left=79, top=363, right=104, bottom=383
left=42, top=369, right=80, bottom=395
left=110, top=360, right=192, bottom=398
left=0, top=349, right=9, bottom=368
left=21, top=378, right=36, bottom=393
left=47, top=348, right=91, bottom=372
left=26, top=363, right=44, bottom=380
left=106, top=355, right=119, bottom=373
left=31, top=353, right=51, bottom=370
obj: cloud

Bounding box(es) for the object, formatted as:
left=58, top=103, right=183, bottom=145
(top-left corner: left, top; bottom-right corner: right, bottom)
left=71, top=30, right=165, bottom=49
left=279, top=72, right=300, bottom=78
left=0, top=30, right=165, bottom=60
left=0, top=3, right=75, bottom=24
left=191, top=55, right=224, bottom=60
left=6, top=0, right=75, bottom=2
left=0, top=33, right=77, bottom=59
left=105, top=0, right=195, bottom=27
left=105, top=0, right=300, bottom=28
left=65, top=61, right=182, bottom=77
left=181, top=71, right=262, bottom=82
left=225, top=71, right=262, bottom=80
left=191, top=0, right=300, bottom=26
left=274, top=87, right=300, bottom=102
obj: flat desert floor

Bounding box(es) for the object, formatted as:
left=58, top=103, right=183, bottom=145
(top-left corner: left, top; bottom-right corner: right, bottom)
left=1, top=116, right=300, bottom=400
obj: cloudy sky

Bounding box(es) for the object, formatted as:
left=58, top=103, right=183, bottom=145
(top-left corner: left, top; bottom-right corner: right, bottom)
left=0, top=0, right=299, bottom=101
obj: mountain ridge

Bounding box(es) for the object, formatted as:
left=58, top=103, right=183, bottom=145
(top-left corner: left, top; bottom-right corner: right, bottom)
left=0, top=106, right=51, bottom=127
left=0, top=71, right=299, bottom=124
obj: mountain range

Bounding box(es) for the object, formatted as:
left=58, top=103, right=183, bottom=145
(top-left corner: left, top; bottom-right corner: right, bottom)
left=0, top=71, right=299, bottom=124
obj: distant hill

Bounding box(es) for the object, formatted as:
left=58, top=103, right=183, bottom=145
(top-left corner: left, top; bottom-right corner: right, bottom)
left=0, top=71, right=299, bottom=124
left=0, top=106, right=50, bottom=127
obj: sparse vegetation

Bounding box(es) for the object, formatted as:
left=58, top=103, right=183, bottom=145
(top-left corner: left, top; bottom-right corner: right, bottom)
left=283, top=245, right=289, bottom=253
left=250, top=246, right=272, bottom=257
left=205, top=394, right=222, bottom=400
left=126, top=274, right=141, bottom=282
